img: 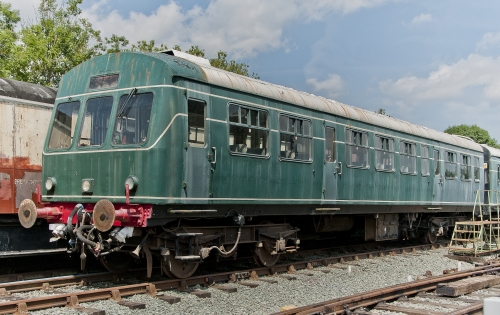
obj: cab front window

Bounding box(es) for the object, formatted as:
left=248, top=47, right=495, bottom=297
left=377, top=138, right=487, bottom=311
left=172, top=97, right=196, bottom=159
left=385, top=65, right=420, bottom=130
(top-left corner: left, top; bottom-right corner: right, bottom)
left=112, top=92, right=153, bottom=145
left=79, top=96, right=113, bottom=147
left=48, top=101, right=81, bottom=149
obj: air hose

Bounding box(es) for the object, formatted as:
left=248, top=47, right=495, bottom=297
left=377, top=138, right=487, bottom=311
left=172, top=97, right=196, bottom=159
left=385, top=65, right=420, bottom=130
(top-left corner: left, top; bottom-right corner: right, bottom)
left=199, top=226, right=242, bottom=259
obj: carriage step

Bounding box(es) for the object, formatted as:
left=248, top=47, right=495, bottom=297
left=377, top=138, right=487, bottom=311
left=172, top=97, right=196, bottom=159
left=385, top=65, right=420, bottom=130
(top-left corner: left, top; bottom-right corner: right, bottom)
left=174, top=233, right=203, bottom=237
left=175, top=255, right=201, bottom=261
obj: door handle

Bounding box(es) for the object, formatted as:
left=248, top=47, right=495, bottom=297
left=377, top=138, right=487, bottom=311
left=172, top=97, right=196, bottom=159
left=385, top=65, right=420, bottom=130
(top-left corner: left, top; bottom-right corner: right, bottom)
left=211, top=147, right=216, bottom=165
left=335, top=162, right=342, bottom=175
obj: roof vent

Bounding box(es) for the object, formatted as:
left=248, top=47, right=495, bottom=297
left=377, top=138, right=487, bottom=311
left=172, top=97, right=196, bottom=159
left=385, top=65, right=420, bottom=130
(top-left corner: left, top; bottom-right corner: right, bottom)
left=161, top=50, right=211, bottom=67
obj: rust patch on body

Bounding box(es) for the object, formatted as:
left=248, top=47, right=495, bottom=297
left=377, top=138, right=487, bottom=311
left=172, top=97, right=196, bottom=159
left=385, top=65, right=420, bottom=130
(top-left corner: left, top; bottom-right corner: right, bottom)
left=0, top=156, right=42, bottom=214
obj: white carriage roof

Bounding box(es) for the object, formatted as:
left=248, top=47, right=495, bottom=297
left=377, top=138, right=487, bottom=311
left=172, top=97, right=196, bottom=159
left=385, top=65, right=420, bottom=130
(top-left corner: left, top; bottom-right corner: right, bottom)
left=167, top=50, right=482, bottom=152
left=481, top=144, right=500, bottom=158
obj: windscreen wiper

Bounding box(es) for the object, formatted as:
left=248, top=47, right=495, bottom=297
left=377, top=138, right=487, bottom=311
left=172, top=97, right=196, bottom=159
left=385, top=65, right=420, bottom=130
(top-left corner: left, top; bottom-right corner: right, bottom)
left=117, top=88, right=137, bottom=118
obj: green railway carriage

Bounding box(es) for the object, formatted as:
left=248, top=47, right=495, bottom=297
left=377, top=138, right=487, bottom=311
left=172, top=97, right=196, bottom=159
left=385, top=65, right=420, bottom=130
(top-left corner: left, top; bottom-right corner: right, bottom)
left=19, top=50, right=484, bottom=277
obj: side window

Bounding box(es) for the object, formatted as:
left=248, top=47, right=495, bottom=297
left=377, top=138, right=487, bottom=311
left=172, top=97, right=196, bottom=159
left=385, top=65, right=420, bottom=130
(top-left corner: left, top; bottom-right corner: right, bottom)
left=445, top=151, right=457, bottom=179
left=460, top=154, right=471, bottom=181
left=497, top=165, right=500, bottom=183
left=374, top=135, right=394, bottom=172
left=279, top=115, right=312, bottom=161
left=112, top=93, right=153, bottom=145
left=48, top=101, right=81, bottom=149
left=346, top=129, right=369, bottom=168
left=400, top=141, right=416, bottom=174
left=473, top=156, right=480, bottom=182
left=228, top=104, right=268, bottom=156
left=325, top=127, right=336, bottom=162
left=421, top=145, right=430, bottom=176
left=434, top=149, right=440, bottom=175
left=79, top=96, right=113, bottom=147
left=186, top=99, right=206, bottom=146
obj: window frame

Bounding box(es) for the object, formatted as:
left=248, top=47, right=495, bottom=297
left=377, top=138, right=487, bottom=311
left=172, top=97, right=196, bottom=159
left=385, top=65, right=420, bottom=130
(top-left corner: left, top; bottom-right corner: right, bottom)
left=78, top=96, right=114, bottom=149
left=187, top=98, right=207, bottom=147
left=460, top=154, right=472, bottom=181
left=228, top=103, right=270, bottom=158
left=445, top=150, right=458, bottom=179
left=111, top=92, right=154, bottom=147
left=399, top=140, right=417, bottom=175
left=421, top=145, right=430, bottom=177
left=47, top=100, right=82, bottom=150
left=278, top=114, right=312, bottom=163
left=325, top=127, right=336, bottom=163
left=374, top=134, right=395, bottom=172
left=473, top=156, right=480, bottom=182
left=345, top=128, right=369, bottom=169
left=434, top=149, right=441, bottom=176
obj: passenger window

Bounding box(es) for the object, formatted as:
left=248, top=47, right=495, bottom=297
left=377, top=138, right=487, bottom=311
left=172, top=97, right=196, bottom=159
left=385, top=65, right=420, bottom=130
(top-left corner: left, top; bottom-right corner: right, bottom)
left=325, top=127, right=336, bottom=162
left=79, top=96, right=113, bottom=147
left=48, top=101, right=81, bottom=149
left=474, top=156, right=480, bottom=182
left=374, top=135, right=394, bottom=172
left=187, top=99, right=206, bottom=145
left=279, top=115, right=312, bottom=161
left=421, top=145, right=430, bottom=176
left=346, top=129, right=369, bottom=168
left=228, top=104, right=268, bottom=156
left=445, top=151, right=457, bottom=179
left=112, top=93, right=153, bottom=145
left=460, top=154, right=471, bottom=181
left=434, top=149, right=440, bottom=175
left=400, top=141, right=416, bottom=174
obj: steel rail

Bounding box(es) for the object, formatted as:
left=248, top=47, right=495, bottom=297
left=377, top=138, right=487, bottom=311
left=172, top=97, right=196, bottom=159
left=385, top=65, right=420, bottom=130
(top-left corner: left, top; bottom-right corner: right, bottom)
left=272, top=265, right=500, bottom=315
left=0, top=242, right=445, bottom=295
left=0, top=242, right=450, bottom=314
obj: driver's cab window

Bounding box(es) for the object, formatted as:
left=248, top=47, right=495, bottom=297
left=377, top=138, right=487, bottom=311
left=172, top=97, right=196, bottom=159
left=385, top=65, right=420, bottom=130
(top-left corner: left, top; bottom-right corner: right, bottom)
left=112, top=92, right=153, bottom=145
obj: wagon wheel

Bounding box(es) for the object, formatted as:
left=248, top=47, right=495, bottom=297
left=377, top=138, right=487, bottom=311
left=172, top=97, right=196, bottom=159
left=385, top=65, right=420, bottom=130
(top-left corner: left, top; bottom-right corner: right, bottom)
left=100, top=252, right=134, bottom=274
left=424, top=230, right=438, bottom=244
left=253, top=221, right=281, bottom=267
left=253, top=241, right=280, bottom=267
left=161, top=254, right=199, bottom=279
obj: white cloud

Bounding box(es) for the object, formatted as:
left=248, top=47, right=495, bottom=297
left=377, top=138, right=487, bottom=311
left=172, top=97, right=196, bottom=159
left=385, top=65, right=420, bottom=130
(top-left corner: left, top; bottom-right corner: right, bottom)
left=2, top=0, right=40, bottom=25
left=477, top=32, right=500, bottom=51
left=379, top=54, right=500, bottom=102
left=411, top=13, right=432, bottom=24
left=82, top=0, right=399, bottom=59
left=306, top=74, right=346, bottom=98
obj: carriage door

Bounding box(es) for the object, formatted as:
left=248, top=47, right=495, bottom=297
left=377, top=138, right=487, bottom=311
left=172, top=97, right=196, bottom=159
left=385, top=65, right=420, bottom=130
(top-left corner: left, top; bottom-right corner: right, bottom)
left=323, top=123, right=339, bottom=201
left=184, top=91, right=213, bottom=200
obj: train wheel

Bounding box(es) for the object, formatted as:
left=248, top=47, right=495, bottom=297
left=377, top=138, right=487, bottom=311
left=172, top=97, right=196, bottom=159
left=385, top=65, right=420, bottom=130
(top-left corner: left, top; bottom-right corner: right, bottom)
left=253, top=243, right=280, bottom=267
left=424, top=230, right=438, bottom=244
left=100, top=252, right=134, bottom=273
left=161, top=254, right=199, bottom=279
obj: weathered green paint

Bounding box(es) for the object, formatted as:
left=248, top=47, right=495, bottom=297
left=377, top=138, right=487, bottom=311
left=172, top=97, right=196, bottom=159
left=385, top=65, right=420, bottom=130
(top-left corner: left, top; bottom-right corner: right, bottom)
left=42, top=52, right=484, bottom=223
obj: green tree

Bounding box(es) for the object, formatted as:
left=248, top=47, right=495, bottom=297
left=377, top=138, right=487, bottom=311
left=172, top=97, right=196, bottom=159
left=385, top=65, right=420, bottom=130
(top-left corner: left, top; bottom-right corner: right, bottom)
left=210, top=51, right=259, bottom=79
left=0, top=2, right=20, bottom=77
left=444, top=124, right=500, bottom=148
left=9, top=0, right=102, bottom=87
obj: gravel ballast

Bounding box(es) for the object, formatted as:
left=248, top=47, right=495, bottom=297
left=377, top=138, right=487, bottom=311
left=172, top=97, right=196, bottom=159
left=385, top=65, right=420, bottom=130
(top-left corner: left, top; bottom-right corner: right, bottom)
left=16, top=248, right=479, bottom=315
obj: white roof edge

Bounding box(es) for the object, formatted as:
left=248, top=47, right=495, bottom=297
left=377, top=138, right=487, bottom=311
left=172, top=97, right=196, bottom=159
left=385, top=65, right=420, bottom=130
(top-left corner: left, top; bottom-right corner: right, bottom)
left=175, top=55, right=482, bottom=152
left=161, top=50, right=211, bottom=67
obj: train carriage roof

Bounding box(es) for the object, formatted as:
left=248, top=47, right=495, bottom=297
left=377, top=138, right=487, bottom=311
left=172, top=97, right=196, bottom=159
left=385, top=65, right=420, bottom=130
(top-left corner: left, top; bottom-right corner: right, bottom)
left=156, top=51, right=482, bottom=152
left=0, top=78, right=56, bottom=104
left=481, top=144, right=500, bottom=158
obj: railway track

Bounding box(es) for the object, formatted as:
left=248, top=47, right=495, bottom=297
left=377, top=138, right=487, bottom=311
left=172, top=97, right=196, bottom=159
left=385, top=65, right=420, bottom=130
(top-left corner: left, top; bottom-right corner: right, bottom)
left=274, top=264, right=500, bottom=315
left=0, top=242, right=455, bottom=314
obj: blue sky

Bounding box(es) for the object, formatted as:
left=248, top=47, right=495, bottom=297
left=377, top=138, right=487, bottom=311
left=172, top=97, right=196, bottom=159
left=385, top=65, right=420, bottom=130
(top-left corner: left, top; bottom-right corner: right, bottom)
left=8, top=0, right=500, bottom=139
